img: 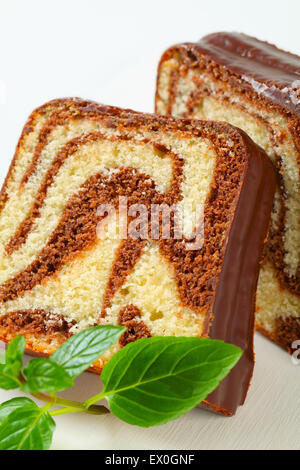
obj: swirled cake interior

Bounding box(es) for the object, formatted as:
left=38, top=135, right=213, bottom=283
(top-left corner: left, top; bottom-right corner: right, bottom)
left=156, top=32, right=300, bottom=352
left=0, top=99, right=276, bottom=414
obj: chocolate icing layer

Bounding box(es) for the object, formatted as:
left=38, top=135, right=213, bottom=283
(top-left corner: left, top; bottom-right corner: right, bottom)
left=183, top=32, right=300, bottom=116
left=202, top=130, right=276, bottom=415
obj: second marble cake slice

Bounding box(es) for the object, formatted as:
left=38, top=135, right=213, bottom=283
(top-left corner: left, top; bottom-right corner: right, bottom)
left=0, top=98, right=275, bottom=415
left=156, top=32, right=300, bottom=353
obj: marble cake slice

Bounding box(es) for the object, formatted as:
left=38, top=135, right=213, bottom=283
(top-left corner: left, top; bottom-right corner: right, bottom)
left=0, top=98, right=275, bottom=415
left=156, top=32, right=300, bottom=353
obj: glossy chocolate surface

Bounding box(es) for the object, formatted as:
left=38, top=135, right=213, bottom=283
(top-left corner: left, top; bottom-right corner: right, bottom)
left=202, top=129, right=276, bottom=415
left=185, top=32, right=300, bottom=116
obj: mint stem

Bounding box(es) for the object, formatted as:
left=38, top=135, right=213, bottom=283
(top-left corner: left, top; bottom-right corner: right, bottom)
left=40, top=401, right=53, bottom=414
left=50, top=407, right=86, bottom=417
left=18, top=370, right=109, bottom=414
left=35, top=393, right=109, bottom=415
left=50, top=405, right=109, bottom=417
left=84, top=392, right=107, bottom=409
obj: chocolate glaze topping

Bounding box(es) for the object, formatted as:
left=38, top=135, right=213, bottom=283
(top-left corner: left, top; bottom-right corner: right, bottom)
left=184, top=32, right=300, bottom=116
left=202, top=129, right=276, bottom=415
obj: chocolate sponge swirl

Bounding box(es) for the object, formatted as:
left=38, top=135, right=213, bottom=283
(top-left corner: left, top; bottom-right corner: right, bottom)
left=0, top=99, right=275, bottom=415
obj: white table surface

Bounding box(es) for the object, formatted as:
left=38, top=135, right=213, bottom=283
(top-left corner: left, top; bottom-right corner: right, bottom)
left=0, top=333, right=299, bottom=450
left=0, top=0, right=299, bottom=450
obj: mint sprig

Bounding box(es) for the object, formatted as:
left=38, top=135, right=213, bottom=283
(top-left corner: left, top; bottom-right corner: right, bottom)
left=0, top=326, right=242, bottom=450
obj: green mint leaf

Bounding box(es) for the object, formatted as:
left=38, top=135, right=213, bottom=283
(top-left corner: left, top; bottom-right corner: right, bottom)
left=101, top=337, right=242, bottom=427
left=0, top=397, right=34, bottom=425
left=50, top=325, right=125, bottom=378
left=21, top=358, right=74, bottom=394
left=5, top=336, right=26, bottom=376
left=0, top=337, right=26, bottom=389
left=0, top=400, right=55, bottom=450
left=0, top=364, right=21, bottom=390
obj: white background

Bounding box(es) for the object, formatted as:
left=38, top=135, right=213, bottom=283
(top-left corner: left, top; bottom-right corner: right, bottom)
left=0, top=0, right=299, bottom=450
